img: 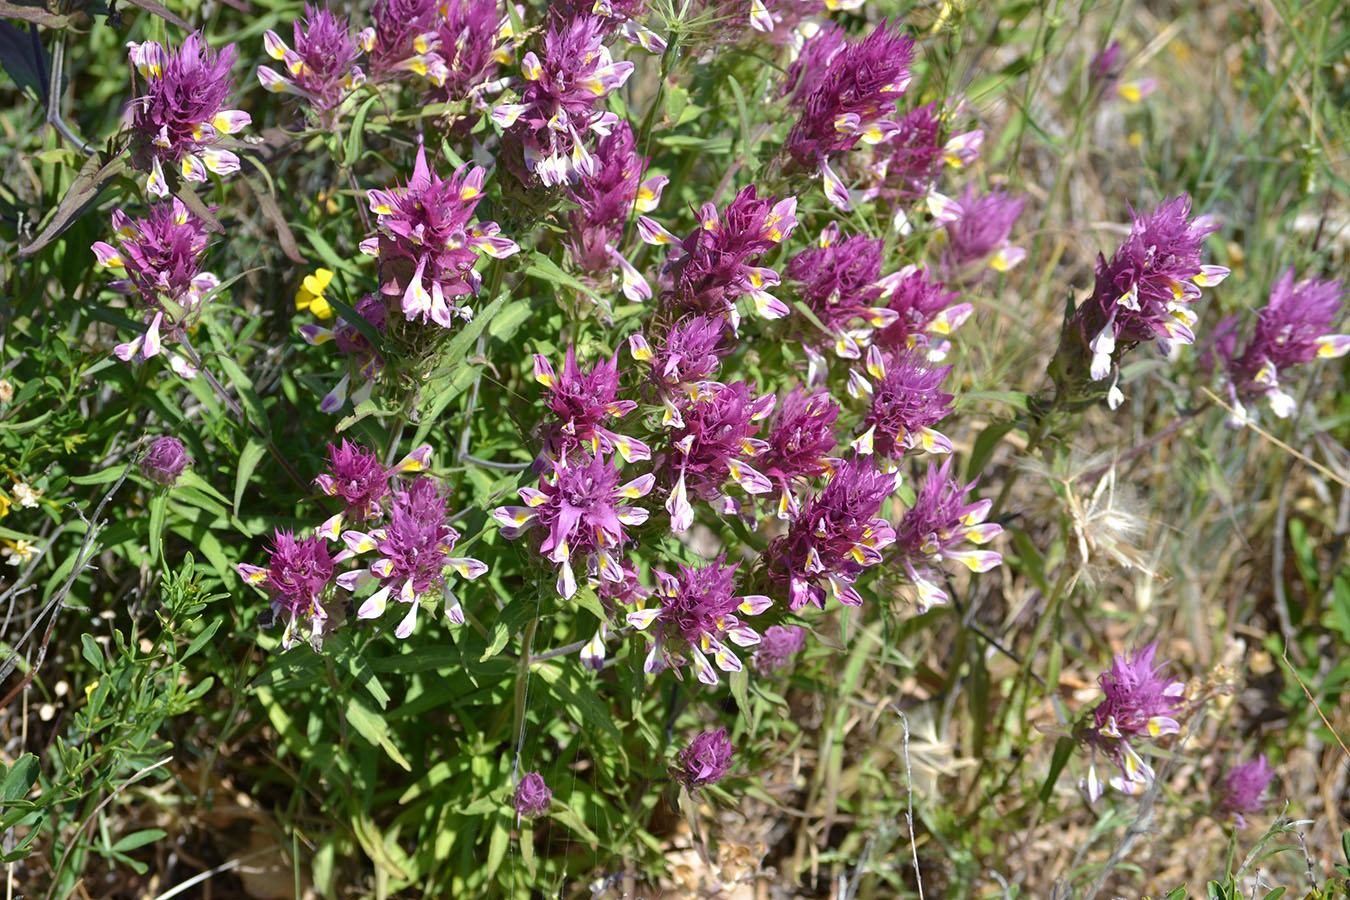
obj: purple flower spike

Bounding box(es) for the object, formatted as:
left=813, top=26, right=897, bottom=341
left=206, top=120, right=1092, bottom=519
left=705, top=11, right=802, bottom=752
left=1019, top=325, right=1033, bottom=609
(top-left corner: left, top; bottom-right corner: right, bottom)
left=1069, top=195, right=1225, bottom=386
left=358, top=0, right=449, bottom=87
left=127, top=32, right=250, bottom=197
left=236, top=530, right=337, bottom=650
left=340, top=477, right=487, bottom=638
left=873, top=263, right=968, bottom=363
left=140, top=436, right=191, bottom=486
left=937, top=185, right=1026, bottom=276
left=495, top=16, right=634, bottom=186
left=493, top=452, right=653, bottom=599
left=433, top=0, right=512, bottom=104
left=892, top=458, right=1002, bottom=612
left=1081, top=643, right=1186, bottom=801
left=782, top=21, right=847, bottom=101
left=1220, top=268, right=1347, bottom=420
left=513, top=772, right=552, bottom=818
left=92, top=198, right=218, bottom=377
left=767, top=457, right=897, bottom=610
left=786, top=224, right=891, bottom=358
left=853, top=349, right=954, bottom=459
left=785, top=20, right=914, bottom=169
left=259, top=4, right=366, bottom=118
left=1217, top=754, right=1275, bottom=827
left=758, top=386, right=840, bottom=519
left=629, top=315, right=728, bottom=425
left=626, top=555, right=771, bottom=686
left=1090, top=41, right=1123, bottom=90
left=366, top=143, right=519, bottom=328
left=534, top=346, right=650, bottom=464
left=640, top=185, right=798, bottom=326
left=565, top=121, right=666, bottom=303
left=313, top=440, right=398, bottom=536
left=868, top=102, right=946, bottom=202
left=673, top=728, right=733, bottom=789
left=751, top=624, right=806, bottom=674
left=665, top=381, right=775, bottom=532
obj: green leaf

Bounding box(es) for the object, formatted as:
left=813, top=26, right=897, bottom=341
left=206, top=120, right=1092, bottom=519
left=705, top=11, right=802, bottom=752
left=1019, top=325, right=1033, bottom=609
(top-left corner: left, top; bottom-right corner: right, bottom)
left=571, top=586, right=608, bottom=625
left=345, top=94, right=381, bottom=166
left=344, top=696, right=412, bottom=771
left=484, top=813, right=510, bottom=881
left=70, top=467, right=125, bottom=486
left=524, top=251, right=603, bottom=304
left=482, top=595, right=538, bottom=661
left=729, top=666, right=753, bottom=731
left=182, top=619, right=222, bottom=662
left=548, top=804, right=599, bottom=845
left=111, top=828, right=168, bottom=853
left=966, top=420, right=1015, bottom=481
left=20, top=144, right=128, bottom=257
left=520, top=820, right=537, bottom=879
left=80, top=633, right=104, bottom=672
left=0, top=754, right=39, bottom=803
left=1038, top=737, right=1074, bottom=805
left=234, top=439, right=268, bottom=515
left=296, top=224, right=368, bottom=280
left=536, top=663, right=624, bottom=752
left=217, top=356, right=271, bottom=437
left=148, top=490, right=168, bottom=565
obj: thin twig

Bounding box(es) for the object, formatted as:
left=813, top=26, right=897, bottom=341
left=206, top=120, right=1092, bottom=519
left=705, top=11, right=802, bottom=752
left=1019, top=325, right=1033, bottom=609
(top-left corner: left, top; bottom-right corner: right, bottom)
left=45, top=34, right=95, bottom=155
left=147, top=849, right=278, bottom=900
left=894, top=709, right=925, bottom=900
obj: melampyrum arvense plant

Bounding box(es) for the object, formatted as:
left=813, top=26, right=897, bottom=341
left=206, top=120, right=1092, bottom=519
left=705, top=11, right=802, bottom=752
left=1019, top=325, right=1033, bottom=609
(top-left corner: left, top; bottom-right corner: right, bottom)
left=3, top=0, right=1348, bottom=895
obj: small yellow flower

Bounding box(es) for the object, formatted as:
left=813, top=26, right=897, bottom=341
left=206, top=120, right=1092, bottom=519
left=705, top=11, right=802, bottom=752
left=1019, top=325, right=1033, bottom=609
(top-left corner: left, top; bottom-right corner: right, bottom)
left=1128, top=131, right=1143, bottom=149
left=295, top=268, right=335, bottom=320
left=0, top=493, right=9, bottom=519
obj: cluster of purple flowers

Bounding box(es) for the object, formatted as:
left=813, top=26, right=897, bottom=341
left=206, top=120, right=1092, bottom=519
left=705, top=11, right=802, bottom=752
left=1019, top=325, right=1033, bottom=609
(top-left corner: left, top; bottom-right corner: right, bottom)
left=766, top=457, right=898, bottom=610
left=92, top=197, right=218, bottom=377
left=140, top=436, right=192, bottom=486
left=126, top=33, right=251, bottom=197
left=364, top=143, right=520, bottom=328
left=751, top=624, right=806, bottom=674
left=852, top=349, right=955, bottom=461
left=786, top=223, right=972, bottom=387
left=358, top=0, right=512, bottom=105
left=239, top=442, right=486, bottom=647
left=1067, top=195, right=1228, bottom=400
left=493, top=451, right=653, bottom=599
left=783, top=20, right=914, bottom=208
left=1081, top=643, right=1186, bottom=800
left=932, top=185, right=1027, bottom=278
left=625, top=556, right=771, bottom=686
left=891, top=459, right=1002, bottom=612
left=534, top=346, right=650, bottom=464
left=259, top=4, right=366, bottom=121
left=493, top=15, right=635, bottom=186
left=1213, top=267, right=1347, bottom=421
left=1216, top=754, right=1275, bottom=827
left=640, top=185, right=800, bottom=327
left=673, top=728, right=734, bottom=789
left=563, top=121, right=667, bottom=305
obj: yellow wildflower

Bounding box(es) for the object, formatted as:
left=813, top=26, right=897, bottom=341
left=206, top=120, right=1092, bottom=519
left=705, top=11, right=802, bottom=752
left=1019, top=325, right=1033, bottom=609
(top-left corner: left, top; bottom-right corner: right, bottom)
left=295, top=268, right=335, bottom=320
